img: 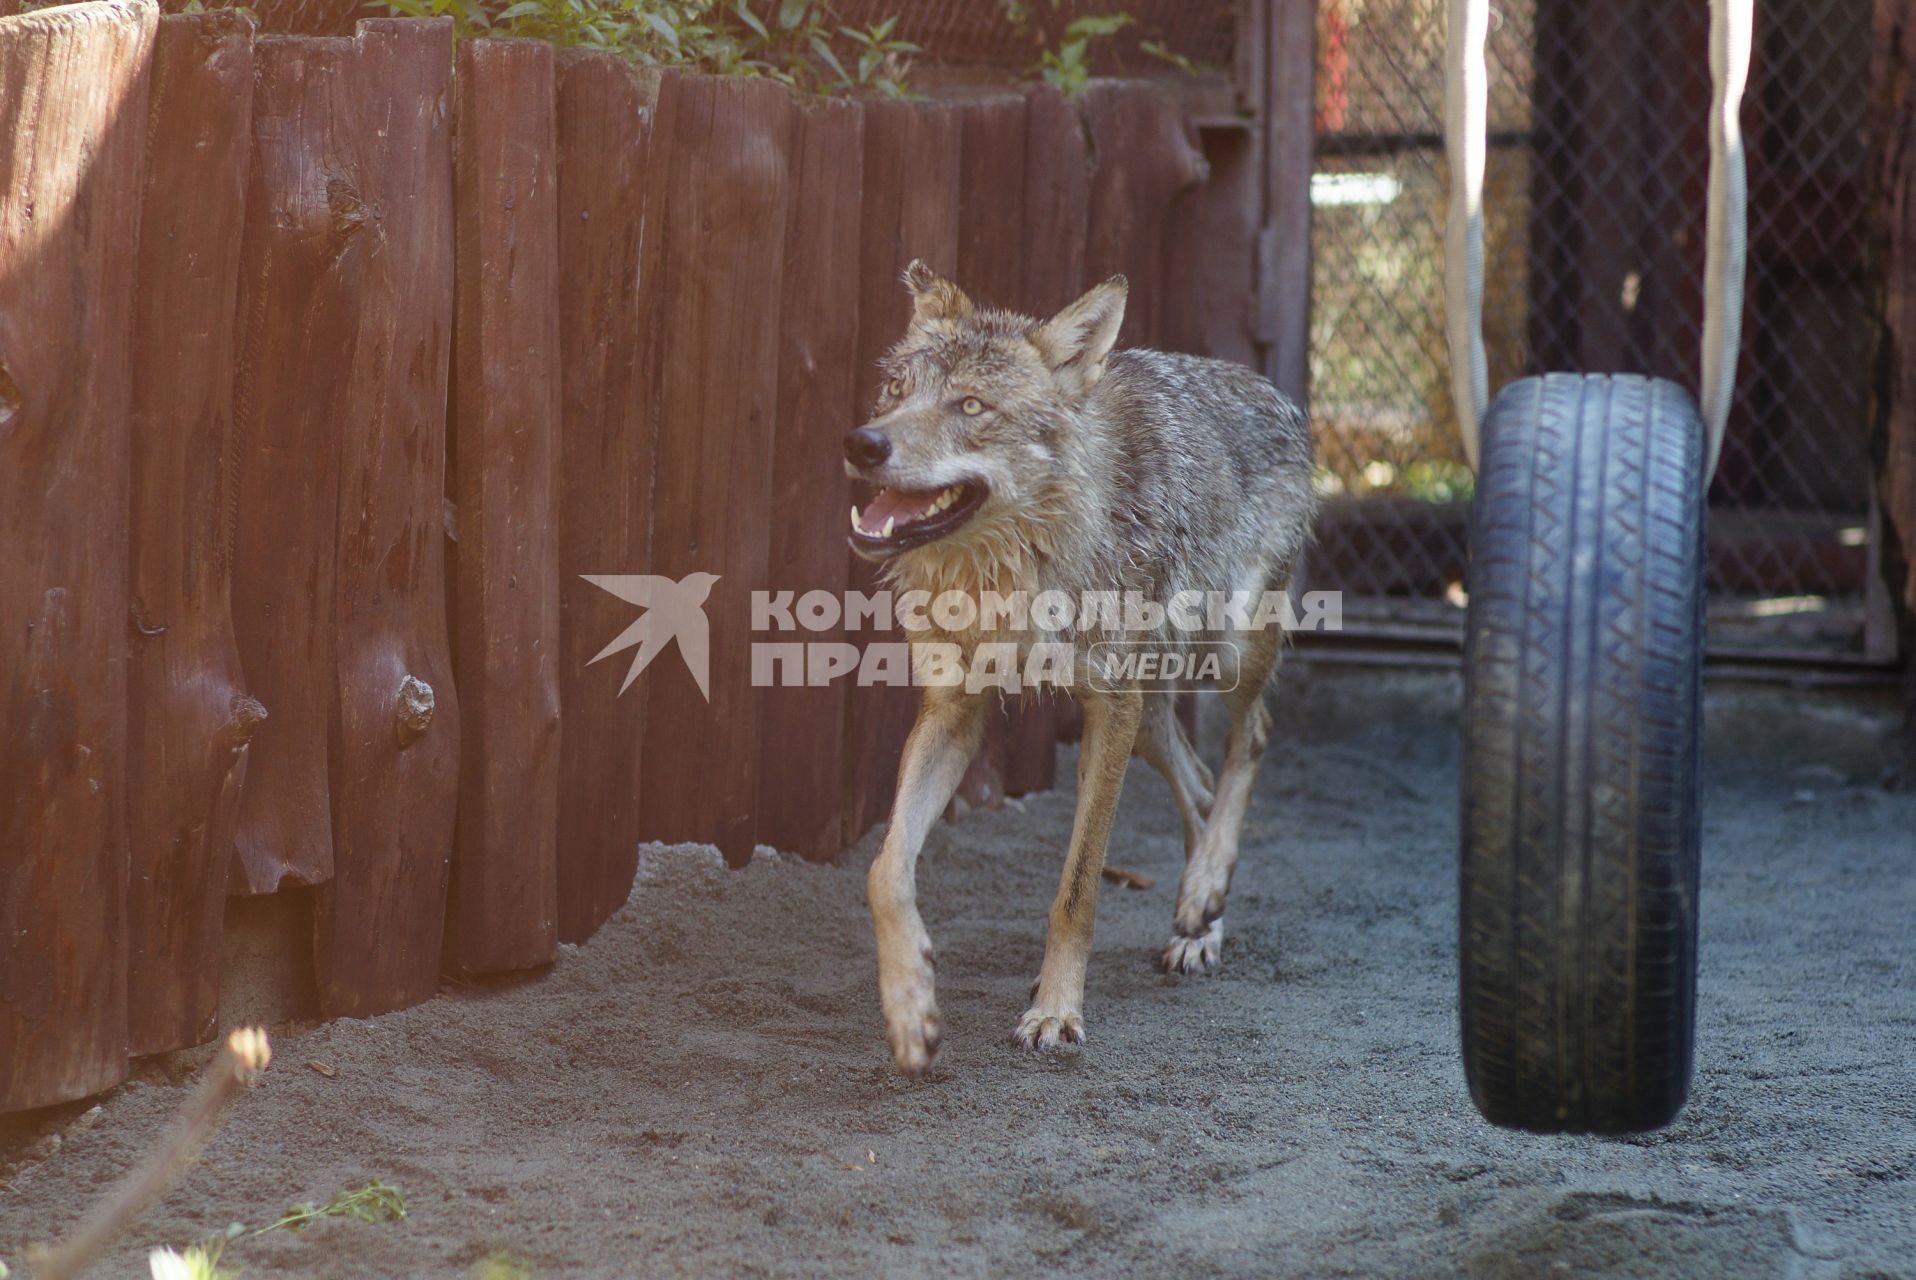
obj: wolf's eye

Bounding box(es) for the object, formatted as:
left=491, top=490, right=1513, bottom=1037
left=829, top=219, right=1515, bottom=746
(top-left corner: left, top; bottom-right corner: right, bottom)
left=960, top=397, right=986, bottom=417
left=887, top=377, right=906, bottom=399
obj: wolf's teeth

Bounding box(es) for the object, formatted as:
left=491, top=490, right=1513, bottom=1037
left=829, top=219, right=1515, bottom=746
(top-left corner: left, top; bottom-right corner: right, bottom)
left=851, top=505, right=861, bottom=530
left=882, top=517, right=895, bottom=538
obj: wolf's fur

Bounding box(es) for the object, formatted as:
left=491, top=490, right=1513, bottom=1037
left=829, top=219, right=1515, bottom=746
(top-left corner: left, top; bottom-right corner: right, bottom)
left=849, top=263, right=1316, bottom=1076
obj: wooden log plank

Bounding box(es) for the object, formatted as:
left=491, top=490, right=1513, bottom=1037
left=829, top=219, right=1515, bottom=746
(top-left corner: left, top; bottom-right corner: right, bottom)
left=1081, top=81, right=1209, bottom=754
left=1010, top=82, right=1095, bottom=783
left=1165, top=123, right=1261, bottom=367
left=949, top=93, right=1031, bottom=815
left=553, top=51, right=656, bottom=940
left=227, top=33, right=356, bottom=896
left=843, top=97, right=962, bottom=845
left=1081, top=79, right=1209, bottom=352
left=125, top=10, right=260, bottom=1056
left=755, top=95, right=862, bottom=862
left=445, top=36, right=562, bottom=974
left=637, top=73, right=792, bottom=865
left=0, top=0, right=155, bottom=1112
left=1257, top=0, right=1315, bottom=403
left=312, top=16, right=462, bottom=1017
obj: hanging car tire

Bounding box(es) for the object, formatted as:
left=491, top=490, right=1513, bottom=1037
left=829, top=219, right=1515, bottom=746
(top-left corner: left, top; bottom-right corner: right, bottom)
left=1459, top=373, right=1706, bottom=1134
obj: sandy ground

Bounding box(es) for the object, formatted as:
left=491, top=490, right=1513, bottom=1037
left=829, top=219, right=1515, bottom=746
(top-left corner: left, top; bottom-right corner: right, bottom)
left=2, top=667, right=1913, bottom=1279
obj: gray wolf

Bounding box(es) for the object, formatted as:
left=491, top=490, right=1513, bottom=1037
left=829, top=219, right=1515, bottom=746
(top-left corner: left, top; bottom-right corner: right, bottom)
left=844, top=262, right=1316, bottom=1077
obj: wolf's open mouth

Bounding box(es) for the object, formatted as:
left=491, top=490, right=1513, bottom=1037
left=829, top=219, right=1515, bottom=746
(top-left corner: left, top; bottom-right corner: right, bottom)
left=849, top=481, right=987, bottom=554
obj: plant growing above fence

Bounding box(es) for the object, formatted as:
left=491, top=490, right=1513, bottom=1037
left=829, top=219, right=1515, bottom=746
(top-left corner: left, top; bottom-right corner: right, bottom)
left=1034, top=12, right=1131, bottom=94
left=376, top=0, right=917, bottom=95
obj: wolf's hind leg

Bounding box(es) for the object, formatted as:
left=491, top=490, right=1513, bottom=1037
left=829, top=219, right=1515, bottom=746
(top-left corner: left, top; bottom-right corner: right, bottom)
left=1134, top=692, right=1215, bottom=861
left=1161, top=626, right=1282, bottom=974
left=870, top=688, right=986, bottom=1077
left=1015, top=687, right=1142, bottom=1052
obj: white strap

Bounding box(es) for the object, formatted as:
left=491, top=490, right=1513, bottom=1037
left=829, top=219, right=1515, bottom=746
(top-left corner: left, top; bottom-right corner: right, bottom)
left=1443, top=0, right=1489, bottom=469
left=1701, top=0, right=1753, bottom=482
left=1442, top=0, right=1754, bottom=482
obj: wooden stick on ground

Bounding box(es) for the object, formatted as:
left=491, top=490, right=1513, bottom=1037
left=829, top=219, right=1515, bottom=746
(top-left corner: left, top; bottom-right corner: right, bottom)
left=30, top=1028, right=272, bottom=1280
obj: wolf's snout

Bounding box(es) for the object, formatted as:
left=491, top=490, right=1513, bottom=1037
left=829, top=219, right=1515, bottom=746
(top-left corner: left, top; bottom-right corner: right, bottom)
left=844, top=426, right=892, bottom=470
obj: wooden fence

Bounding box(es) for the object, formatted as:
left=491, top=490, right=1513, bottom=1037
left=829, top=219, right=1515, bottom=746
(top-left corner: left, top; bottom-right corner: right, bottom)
left=0, top=0, right=1254, bottom=1113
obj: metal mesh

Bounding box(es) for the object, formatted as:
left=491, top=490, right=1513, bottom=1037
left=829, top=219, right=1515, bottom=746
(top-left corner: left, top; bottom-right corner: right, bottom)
left=1308, top=0, right=1885, bottom=659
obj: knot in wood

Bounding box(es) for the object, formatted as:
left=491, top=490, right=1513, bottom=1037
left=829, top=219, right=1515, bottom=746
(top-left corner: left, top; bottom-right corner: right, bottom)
left=393, top=674, right=435, bottom=746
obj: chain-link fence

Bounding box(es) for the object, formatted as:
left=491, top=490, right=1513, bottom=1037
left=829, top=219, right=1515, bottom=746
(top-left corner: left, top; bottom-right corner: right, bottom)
left=1307, top=0, right=1887, bottom=661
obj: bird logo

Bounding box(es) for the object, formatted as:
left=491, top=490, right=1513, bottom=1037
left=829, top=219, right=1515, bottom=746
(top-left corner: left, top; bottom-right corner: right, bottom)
left=581, top=572, right=721, bottom=701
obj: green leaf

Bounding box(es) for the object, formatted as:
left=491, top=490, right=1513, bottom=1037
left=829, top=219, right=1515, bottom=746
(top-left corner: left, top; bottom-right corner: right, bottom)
left=732, top=1, right=768, bottom=41
left=497, top=3, right=544, bottom=21
left=873, top=14, right=895, bottom=40
left=809, top=33, right=850, bottom=84
left=776, top=0, right=808, bottom=28
left=1069, top=12, right=1134, bottom=38
left=641, top=9, right=680, bottom=46
left=857, top=47, right=879, bottom=82
left=838, top=24, right=873, bottom=47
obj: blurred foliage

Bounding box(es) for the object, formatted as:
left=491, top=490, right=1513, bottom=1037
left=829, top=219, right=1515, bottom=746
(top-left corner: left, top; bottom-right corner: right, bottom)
left=374, top=0, right=918, bottom=95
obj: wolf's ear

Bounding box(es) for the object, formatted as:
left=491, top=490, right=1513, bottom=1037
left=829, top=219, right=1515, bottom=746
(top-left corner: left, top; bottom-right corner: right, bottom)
left=1032, top=277, right=1128, bottom=395
left=903, top=259, right=974, bottom=327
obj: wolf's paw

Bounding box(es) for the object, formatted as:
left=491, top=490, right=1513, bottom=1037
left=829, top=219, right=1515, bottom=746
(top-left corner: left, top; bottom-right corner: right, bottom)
left=885, top=1001, right=943, bottom=1078
left=1011, top=1005, right=1085, bottom=1054
left=878, top=941, right=941, bottom=1078
left=1159, top=918, right=1224, bottom=975
left=1172, top=870, right=1229, bottom=939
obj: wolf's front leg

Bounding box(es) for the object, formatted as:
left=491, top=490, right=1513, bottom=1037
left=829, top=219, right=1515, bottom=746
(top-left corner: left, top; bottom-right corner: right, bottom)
left=1016, top=686, right=1142, bottom=1052
left=869, top=686, right=985, bottom=1077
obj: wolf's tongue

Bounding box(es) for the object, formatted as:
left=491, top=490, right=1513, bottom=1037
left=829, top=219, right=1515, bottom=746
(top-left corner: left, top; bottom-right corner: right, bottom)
left=861, top=487, right=937, bottom=532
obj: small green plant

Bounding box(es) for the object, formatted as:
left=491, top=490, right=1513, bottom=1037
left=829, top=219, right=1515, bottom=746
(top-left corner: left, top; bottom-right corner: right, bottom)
left=373, top=0, right=916, bottom=97
left=146, top=1237, right=238, bottom=1280
left=254, top=1179, right=407, bottom=1235
left=472, top=1251, right=536, bottom=1280
left=177, top=0, right=261, bottom=18
left=1036, top=12, right=1133, bottom=95
left=813, top=16, right=920, bottom=97
left=1138, top=39, right=1202, bottom=75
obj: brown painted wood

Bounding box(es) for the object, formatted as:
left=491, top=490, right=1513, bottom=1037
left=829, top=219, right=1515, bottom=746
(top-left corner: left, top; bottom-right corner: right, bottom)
left=638, top=73, right=793, bottom=865
left=1019, top=83, right=1091, bottom=319
left=1079, top=81, right=1210, bottom=770
left=553, top=51, right=656, bottom=939
left=312, top=17, right=462, bottom=1017
left=949, top=93, right=1032, bottom=815
left=445, top=37, right=562, bottom=974
left=958, top=94, right=1029, bottom=309
left=843, top=97, right=963, bottom=845
left=1012, top=83, right=1097, bottom=781
left=1257, top=0, right=1315, bottom=403
left=1082, top=80, right=1209, bottom=352
left=228, top=33, right=355, bottom=896
left=0, top=0, right=155, bottom=1112
left=756, top=95, right=863, bottom=862
left=125, top=10, right=260, bottom=1056
left=1165, top=123, right=1261, bottom=367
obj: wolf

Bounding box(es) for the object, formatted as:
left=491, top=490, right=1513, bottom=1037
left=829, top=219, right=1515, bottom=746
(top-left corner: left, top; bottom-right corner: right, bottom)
left=845, top=262, right=1316, bottom=1077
